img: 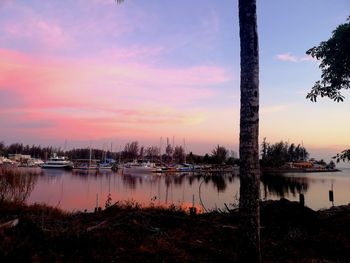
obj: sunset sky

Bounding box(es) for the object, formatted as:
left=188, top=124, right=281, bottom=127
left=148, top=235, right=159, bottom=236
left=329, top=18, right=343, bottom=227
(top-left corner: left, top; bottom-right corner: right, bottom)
left=0, top=0, right=349, bottom=161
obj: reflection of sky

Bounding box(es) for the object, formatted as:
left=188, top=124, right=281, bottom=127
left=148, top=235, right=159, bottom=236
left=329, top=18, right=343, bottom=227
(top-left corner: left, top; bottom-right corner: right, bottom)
left=26, top=169, right=350, bottom=212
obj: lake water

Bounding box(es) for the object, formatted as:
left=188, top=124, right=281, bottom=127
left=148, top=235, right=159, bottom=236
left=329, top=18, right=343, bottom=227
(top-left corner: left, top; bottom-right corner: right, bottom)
left=6, top=168, right=350, bottom=212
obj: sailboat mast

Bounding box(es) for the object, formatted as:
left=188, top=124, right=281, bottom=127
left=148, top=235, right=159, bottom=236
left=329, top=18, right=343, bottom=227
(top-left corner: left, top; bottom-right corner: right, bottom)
left=160, top=137, right=163, bottom=164
left=89, top=147, right=92, bottom=169
left=172, top=136, right=175, bottom=163
left=183, top=138, right=186, bottom=164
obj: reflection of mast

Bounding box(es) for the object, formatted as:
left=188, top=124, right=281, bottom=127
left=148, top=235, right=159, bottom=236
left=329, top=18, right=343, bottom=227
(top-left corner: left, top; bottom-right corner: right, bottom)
left=165, top=183, right=168, bottom=204
left=89, top=142, right=92, bottom=169
left=172, top=136, right=175, bottom=163
left=106, top=173, right=112, bottom=208
left=329, top=182, right=334, bottom=207
left=158, top=177, right=161, bottom=205
left=171, top=182, right=173, bottom=203
left=165, top=178, right=170, bottom=204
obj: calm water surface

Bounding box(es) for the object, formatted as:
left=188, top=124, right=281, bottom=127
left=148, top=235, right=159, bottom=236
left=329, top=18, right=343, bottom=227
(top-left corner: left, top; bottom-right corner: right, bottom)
left=11, top=168, right=350, bottom=212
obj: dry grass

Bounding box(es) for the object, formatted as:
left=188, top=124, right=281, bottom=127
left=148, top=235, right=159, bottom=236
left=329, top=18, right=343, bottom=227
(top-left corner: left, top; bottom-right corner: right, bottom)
left=0, top=199, right=349, bottom=262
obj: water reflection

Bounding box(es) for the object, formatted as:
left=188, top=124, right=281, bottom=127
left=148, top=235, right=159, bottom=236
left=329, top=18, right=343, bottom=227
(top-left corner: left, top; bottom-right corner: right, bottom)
left=261, top=173, right=309, bottom=199
left=5, top=167, right=349, bottom=211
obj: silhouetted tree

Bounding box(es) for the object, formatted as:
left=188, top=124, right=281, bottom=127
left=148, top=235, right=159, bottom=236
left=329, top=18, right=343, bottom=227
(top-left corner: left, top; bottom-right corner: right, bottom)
left=174, top=146, right=185, bottom=164
left=306, top=17, right=350, bottom=162
left=165, top=143, right=173, bottom=163
left=123, top=141, right=139, bottom=161
left=261, top=140, right=309, bottom=167
left=306, top=17, right=350, bottom=102
left=145, top=146, right=160, bottom=162
left=0, top=142, right=5, bottom=156
left=211, top=145, right=228, bottom=164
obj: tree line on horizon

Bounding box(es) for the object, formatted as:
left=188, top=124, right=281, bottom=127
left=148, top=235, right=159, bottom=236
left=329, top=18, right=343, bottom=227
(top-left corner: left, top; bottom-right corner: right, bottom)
left=260, top=138, right=309, bottom=168
left=0, top=141, right=239, bottom=165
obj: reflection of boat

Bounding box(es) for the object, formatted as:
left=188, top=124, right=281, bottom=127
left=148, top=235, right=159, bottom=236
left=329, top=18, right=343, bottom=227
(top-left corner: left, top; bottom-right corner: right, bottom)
left=41, top=155, right=73, bottom=169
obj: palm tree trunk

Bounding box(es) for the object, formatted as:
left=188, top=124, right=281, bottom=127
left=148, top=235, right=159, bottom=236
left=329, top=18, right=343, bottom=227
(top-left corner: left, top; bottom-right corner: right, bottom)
left=238, top=0, right=261, bottom=262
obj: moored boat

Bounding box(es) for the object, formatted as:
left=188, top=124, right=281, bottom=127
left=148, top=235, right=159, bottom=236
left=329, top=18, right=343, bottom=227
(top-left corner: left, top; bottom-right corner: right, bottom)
left=73, top=159, right=99, bottom=170
left=99, top=162, right=113, bottom=170
left=41, top=154, right=73, bottom=169
left=123, top=162, right=155, bottom=174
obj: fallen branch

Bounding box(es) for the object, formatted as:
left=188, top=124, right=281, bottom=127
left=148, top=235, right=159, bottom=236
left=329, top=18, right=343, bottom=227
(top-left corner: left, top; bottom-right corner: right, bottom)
left=0, top=218, right=19, bottom=230
left=87, top=220, right=108, bottom=232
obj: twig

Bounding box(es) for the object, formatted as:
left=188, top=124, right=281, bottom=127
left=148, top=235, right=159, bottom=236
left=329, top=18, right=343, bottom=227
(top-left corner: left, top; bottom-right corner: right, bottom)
left=87, top=220, right=108, bottom=232
left=0, top=218, right=19, bottom=230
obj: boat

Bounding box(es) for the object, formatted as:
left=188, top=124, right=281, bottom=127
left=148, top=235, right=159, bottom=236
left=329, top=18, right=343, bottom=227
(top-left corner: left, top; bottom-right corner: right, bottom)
left=73, top=147, right=99, bottom=170
left=175, top=163, right=195, bottom=172
left=123, top=161, right=155, bottom=174
left=73, top=159, right=99, bottom=170
left=99, top=162, right=113, bottom=170
left=99, top=149, right=114, bottom=170
left=41, top=154, right=73, bottom=169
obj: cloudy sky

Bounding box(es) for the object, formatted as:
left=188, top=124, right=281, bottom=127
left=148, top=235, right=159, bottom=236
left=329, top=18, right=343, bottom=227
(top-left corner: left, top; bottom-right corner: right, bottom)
left=0, top=0, right=349, bottom=160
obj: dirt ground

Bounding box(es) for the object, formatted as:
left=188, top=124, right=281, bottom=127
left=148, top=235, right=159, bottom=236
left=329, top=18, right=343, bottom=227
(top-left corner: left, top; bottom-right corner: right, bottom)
left=0, top=199, right=349, bottom=263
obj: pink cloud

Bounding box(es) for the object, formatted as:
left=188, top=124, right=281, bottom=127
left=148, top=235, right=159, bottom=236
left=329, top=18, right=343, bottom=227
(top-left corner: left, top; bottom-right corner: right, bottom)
left=4, top=15, right=71, bottom=50
left=0, top=48, right=231, bottom=142
left=276, top=53, right=317, bottom=63
left=100, top=46, right=165, bottom=61
left=0, top=0, right=145, bottom=52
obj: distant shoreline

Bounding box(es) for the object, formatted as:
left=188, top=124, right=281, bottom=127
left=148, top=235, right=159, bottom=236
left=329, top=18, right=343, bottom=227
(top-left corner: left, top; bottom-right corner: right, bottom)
left=262, top=168, right=341, bottom=174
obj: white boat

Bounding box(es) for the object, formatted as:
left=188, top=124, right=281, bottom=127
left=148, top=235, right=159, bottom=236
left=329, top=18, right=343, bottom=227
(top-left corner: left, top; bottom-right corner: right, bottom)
left=123, top=162, right=154, bottom=174
left=99, top=149, right=114, bottom=170
left=41, top=154, right=73, bottom=169
left=99, top=162, right=113, bottom=170
left=73, top=159, right=99, bottom=170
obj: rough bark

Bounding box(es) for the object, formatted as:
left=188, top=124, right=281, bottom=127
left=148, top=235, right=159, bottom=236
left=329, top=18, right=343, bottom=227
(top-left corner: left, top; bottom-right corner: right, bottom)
left=238, top=0, right=261, bottom=262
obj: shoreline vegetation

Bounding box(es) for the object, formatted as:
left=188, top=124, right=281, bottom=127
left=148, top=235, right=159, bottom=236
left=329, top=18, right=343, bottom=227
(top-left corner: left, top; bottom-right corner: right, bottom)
left=0, top=199, right=349, bottom=262
left=0, top=140, right=342, bottom=174
left=261, top=168, right=341, bottom=174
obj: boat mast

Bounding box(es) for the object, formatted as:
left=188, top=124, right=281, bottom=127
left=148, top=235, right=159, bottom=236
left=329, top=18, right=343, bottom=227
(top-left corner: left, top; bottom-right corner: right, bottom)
left=89, top=145, right=92, bottom=169
left=183, top=138, right=186, bottom=164
left=172, top=136, right=175, bottom=164
left=160, top=136, right=163, bottom=165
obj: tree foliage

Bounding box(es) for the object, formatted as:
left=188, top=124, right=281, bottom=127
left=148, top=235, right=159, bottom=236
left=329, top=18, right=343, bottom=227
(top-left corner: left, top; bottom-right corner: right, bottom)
left=174, top=146, right=185, bottom=164
left=333, top=149, right=350, bottom=163
left=260, top=139, right=309, bottom=167
left=123, top=141, right=139, bottom=160
left=306, top=17, right=350, bottom=102
left=211, top=145, right=228, bottom=164
left=306, top=17, right=350, bottom=162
